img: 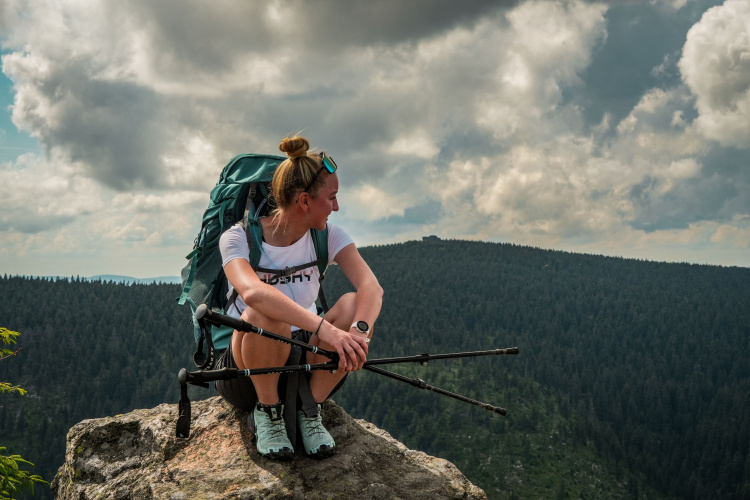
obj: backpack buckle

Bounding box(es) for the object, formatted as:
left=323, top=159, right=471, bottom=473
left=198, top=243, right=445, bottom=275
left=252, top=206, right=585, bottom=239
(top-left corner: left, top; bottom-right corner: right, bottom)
left=280, top=266, right=295, bottom=278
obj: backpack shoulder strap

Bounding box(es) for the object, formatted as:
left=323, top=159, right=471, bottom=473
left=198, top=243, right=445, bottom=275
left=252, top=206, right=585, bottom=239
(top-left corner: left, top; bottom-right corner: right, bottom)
left=310, top=225, right=329, bottom=276
left=245, top=219, right=263, bottom=269
left=311, top=225, right=330, bottom=313
left=225, top=212, right=262, bottom=315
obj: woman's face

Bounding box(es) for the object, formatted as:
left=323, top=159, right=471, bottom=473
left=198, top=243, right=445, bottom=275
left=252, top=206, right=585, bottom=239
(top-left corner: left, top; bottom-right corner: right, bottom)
left=307, top=172, right=339, bottom=230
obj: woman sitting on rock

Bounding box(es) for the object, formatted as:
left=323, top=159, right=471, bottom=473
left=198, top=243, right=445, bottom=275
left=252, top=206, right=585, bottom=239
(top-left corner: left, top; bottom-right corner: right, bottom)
left=216, top=135, right=383, bottom=459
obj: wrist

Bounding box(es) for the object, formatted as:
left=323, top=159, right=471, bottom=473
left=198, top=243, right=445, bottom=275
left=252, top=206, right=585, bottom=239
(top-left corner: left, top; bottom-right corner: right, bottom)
left=350, top=320, right=370, bottom=335
left=350, top=320, right=371, bottom=343
left=314, top=317, right=325, bottom=336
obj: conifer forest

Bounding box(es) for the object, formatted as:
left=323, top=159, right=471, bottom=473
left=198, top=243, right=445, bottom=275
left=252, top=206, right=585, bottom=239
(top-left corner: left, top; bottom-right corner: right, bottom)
left=1, top=239, right=748, bottom=499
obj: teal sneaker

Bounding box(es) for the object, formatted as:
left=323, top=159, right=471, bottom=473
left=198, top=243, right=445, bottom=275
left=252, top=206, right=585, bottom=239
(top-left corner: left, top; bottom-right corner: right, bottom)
left=254, top=402, right=294, bottom=460
left=297, top=404, right=336, bottom=458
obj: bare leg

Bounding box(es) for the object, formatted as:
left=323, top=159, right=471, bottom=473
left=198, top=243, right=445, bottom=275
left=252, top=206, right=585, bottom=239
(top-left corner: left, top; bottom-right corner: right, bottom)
left=231, top=308, right=292, bottom=405
left=308, top=292, right=370, bottom=402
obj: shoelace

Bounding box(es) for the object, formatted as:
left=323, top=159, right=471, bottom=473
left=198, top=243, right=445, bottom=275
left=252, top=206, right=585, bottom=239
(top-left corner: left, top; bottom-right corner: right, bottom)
left=265, top=419, right=287, bottom=439
left=300, top=415, right=326, bottom=437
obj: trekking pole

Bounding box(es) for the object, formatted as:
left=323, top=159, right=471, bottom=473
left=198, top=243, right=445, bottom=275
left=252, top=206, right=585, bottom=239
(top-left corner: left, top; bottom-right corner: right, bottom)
left=364, top=348, right=518, bottom=366
left=178, top=362, right=338, bottom=387
left=364, top=365, right=508, bottom=415
left=182, top=307, right=518, bottom=421
left=195, top=304, right=340, bottom=362
left=197, top=305, right=518, bottom=365
left=178, top=347, right=519, bottom=387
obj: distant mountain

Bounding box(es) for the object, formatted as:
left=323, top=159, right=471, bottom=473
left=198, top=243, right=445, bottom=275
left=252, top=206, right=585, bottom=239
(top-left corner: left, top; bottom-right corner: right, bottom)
left=88, top=274, right=181, bottom=284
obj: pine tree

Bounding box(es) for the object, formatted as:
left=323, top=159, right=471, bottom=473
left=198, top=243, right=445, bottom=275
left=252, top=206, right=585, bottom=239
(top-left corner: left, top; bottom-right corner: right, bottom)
left=0, top=327, right=48, bottom=499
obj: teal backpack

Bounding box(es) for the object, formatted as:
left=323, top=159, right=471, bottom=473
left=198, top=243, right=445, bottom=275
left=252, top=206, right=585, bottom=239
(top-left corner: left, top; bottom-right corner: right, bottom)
left=178, top=153, right=330, bottom=369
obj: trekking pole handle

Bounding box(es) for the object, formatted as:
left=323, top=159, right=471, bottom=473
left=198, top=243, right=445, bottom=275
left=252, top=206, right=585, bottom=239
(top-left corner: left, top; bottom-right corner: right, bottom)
left=179, top=367, right=239, bottom=385
left=195, top=304, right=339, bottom=361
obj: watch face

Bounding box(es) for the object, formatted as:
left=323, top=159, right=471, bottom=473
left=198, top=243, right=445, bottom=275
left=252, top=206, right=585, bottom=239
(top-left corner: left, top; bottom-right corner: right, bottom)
left=356, top=320, right=369, bottom=332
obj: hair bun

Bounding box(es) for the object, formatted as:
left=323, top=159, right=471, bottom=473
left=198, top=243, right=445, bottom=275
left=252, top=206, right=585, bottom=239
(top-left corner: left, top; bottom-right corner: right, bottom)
left=279, top=136, right=310, bottom=159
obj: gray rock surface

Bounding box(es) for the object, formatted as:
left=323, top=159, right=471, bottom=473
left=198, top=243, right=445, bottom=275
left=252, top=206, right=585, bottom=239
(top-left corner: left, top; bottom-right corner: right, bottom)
left=52, top=396, right=486, bottom=499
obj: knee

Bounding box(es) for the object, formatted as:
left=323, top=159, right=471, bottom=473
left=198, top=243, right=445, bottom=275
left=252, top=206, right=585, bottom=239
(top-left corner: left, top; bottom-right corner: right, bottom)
left=339, top=292, right=357, bottom=313
left=337, top=292, right=358, bottom=322
left=240, top=306, right=261, bottom=325
left=241, top=307, right=290, bottom=337
left=324, top=292, right=357, bottom=328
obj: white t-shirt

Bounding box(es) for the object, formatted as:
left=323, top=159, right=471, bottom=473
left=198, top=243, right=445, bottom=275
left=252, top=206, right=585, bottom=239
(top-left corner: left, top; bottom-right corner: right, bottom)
left=219, top=221, right=354, bottom=330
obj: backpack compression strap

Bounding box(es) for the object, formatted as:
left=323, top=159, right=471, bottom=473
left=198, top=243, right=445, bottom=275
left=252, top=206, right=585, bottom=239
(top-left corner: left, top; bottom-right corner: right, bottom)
left=254, top=260, right=320, bottom=277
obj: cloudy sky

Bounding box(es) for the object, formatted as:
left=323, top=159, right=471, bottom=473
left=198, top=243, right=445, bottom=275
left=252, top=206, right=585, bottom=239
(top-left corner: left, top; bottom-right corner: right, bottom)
left=1, top=0, right=748, bottom=278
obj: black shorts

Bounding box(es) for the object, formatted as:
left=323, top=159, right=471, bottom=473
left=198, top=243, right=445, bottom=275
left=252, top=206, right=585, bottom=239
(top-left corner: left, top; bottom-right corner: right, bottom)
left=214, top=337, right=257, bottom=411
left=214, top=330, right=347, bottom=411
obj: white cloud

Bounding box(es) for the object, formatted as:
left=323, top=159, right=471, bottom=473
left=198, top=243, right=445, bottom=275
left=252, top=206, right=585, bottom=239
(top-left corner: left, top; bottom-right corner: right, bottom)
left=1, top=0, right=749, bottom=276
left=385, top=131, right=441, bottom=160
left=679, top=0, right=750, bottom=148
left=0, top=153, right=98, bottom=231
left=476, top=0, right=607, bottom=139
left=340, top=184, right=412, bottom=221
left=369, top=0, right=616, bottom=242
left=711, top=215, right=750, bottom=248
left=418, top=72, right=717, bottom=248
left=0, top=150, right=206, bottom=276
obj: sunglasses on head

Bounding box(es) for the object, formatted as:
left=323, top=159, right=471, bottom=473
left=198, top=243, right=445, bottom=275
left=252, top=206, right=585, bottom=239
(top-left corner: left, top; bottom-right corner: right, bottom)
left=303, top=152, right=338, bottom=192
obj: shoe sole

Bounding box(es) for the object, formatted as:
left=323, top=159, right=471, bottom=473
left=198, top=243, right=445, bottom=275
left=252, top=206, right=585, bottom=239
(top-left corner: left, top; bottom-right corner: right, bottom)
left=260, top=447, right=294, bottom=461
left=307, top=444, right=335, bottom=459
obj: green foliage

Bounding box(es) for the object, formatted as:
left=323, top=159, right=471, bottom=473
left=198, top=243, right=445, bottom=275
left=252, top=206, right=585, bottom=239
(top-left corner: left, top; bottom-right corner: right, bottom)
left=0, top=383, right=26, bottom=396
left=0, top=328, right=21, bottom=356
left=0, top=449, right=46, bottom=500
left=1, top=328, right=26, bottom=396
left=0, top=328, right=47, bottom=499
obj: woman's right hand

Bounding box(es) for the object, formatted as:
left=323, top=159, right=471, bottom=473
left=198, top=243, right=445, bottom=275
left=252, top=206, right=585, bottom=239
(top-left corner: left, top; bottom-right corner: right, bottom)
left=317, top=320, right=369, bottom=372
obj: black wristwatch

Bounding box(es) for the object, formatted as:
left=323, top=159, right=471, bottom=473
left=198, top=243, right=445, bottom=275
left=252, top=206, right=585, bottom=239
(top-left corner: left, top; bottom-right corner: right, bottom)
left=350, top=321, right=370, bottom=335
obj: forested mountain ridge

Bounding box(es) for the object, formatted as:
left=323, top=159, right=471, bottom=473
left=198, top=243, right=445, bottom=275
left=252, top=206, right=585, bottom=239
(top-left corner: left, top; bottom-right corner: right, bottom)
left=321, top=240, right=749, bottom=499
left=1, top=239, right=748, bottom=499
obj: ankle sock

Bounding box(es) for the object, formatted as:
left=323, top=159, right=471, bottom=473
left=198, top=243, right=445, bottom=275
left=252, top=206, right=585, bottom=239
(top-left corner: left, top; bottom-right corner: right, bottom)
left=257, top=401, right=281, bottom=410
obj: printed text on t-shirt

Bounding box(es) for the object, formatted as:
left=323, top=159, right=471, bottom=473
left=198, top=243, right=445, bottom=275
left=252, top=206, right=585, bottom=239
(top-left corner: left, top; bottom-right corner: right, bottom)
left=259, top=269, right=313, bottom=286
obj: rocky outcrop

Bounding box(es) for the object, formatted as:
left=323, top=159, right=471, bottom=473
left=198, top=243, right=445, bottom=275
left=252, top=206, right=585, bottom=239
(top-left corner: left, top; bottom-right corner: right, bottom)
left=52, top=396, right=486, bottom=499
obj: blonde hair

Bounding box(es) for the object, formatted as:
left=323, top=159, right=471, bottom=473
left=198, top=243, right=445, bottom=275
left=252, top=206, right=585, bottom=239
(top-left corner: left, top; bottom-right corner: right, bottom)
left=271, top=136, right=327, bottom=214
